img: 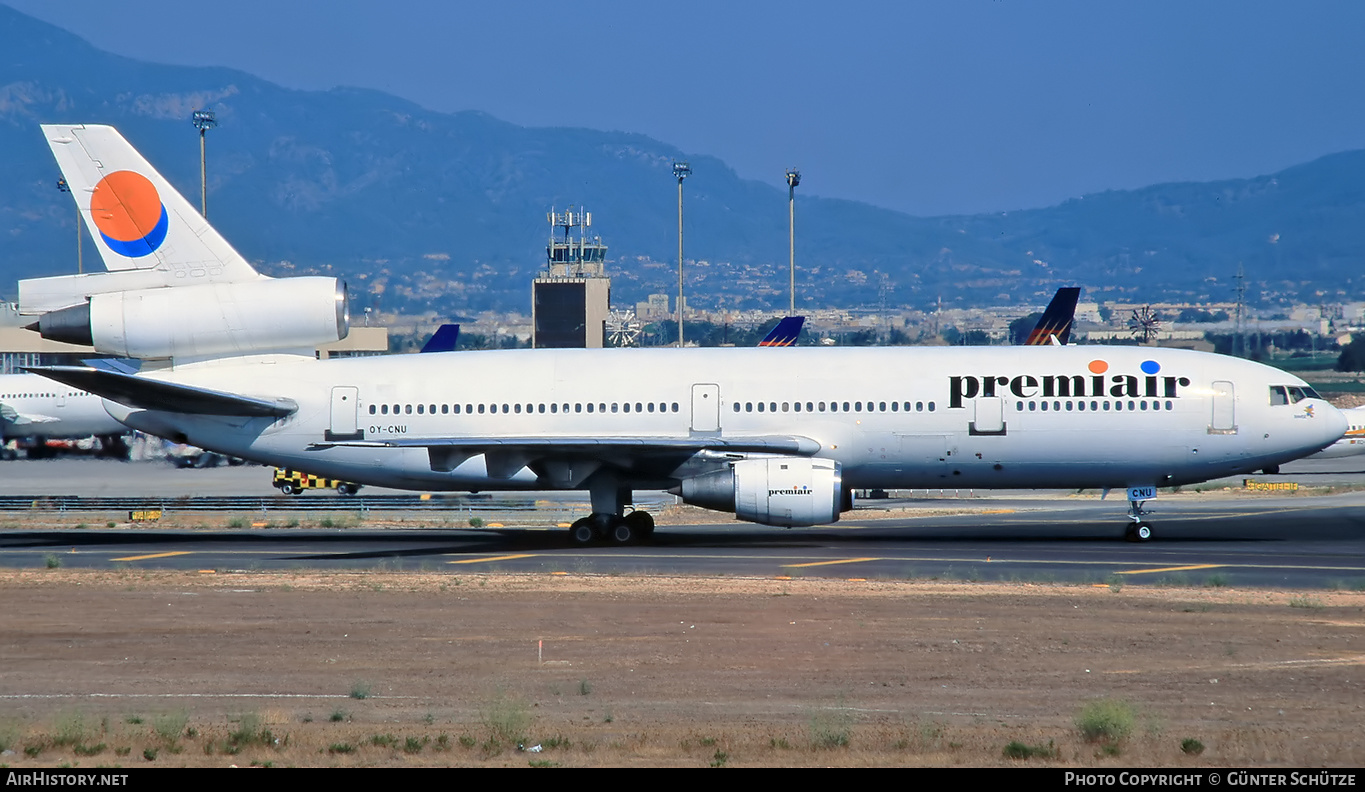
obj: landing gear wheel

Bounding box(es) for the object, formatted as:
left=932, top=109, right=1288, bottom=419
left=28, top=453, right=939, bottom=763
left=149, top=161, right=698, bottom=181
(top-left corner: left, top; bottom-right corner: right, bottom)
left=608, top=518, right=634, bottom=545
left=624, top=510, right=655, bottom=541
left=570, top=518, right=596, bottom=547
left=1125, top=522, right=1153, bottom=542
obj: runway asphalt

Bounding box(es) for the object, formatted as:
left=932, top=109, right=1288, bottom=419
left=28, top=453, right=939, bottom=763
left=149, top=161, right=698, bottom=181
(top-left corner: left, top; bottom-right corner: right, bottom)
left=2, top=455, right=1364, bottom=588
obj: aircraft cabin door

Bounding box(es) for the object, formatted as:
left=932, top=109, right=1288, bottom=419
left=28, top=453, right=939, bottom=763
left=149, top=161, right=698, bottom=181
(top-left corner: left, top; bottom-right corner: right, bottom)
left=1210, top=380, right=1236, bottom=434
left=970, top=397, right=1006, bottom=436
left=691, top=383, right=721, bottom=434
left=327, top=386, right=363, bottom=441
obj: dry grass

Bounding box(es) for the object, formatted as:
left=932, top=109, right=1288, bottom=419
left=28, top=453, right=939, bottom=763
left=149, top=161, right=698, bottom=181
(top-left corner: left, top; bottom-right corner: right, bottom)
left=1, top=569, right=1362, bottom=767
left=5, top=714, right=1361, bottom=767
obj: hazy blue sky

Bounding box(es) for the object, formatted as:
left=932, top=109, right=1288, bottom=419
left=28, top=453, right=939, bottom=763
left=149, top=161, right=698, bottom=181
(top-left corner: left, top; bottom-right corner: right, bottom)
left=9, top=1, right=1365, bottom=216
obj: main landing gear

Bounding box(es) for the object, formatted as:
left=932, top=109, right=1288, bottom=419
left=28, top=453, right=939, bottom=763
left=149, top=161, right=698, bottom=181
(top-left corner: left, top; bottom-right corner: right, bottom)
left=568, top=484, right=658, bottom=547
left=568, top=510, right=655, bottom=547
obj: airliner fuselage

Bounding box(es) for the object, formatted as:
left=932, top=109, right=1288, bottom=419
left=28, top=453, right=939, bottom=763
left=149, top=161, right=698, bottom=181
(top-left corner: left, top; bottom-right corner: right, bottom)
left=102, top=344, right=1343, bottom=497
left=0, top=373, right=126, bottom=442
left=25, top=123, right=1350, bottom=544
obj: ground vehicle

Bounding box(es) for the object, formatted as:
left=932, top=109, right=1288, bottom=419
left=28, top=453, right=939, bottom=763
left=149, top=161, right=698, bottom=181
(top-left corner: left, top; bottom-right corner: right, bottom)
left=272, top=468, right=362, bottom=496
left=168, top=445, right=243, bottom=468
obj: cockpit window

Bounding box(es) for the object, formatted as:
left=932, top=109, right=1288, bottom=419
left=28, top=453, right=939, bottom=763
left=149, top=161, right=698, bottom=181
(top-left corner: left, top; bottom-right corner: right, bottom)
left=1287, top=386, right=1321, bottom=403
left=1269, top=386, right=1289, bottom=406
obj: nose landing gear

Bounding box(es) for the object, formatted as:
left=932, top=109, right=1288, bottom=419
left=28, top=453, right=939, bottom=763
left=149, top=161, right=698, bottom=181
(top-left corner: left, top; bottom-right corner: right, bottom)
left=1124, top=489, right=1155, bottom=542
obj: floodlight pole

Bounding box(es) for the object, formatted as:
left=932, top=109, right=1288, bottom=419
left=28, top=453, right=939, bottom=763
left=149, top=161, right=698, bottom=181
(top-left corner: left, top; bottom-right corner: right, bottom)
left=192, top=110, right=217, bottom=218
left=57, top=177, right=81, bottom=274
left=673, top=161, right=691, bottom=346
left=786, top=169, right=801, bottom=315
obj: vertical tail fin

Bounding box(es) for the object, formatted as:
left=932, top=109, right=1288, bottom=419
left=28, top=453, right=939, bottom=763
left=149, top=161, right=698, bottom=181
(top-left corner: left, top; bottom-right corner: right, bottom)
left=40, top=124, right=260, bottom=283
left=1023, top=288, right=1080, bottom=346
left=420, top=324, right=461, bottom=353
left=758, top=316, right=805, bottom=347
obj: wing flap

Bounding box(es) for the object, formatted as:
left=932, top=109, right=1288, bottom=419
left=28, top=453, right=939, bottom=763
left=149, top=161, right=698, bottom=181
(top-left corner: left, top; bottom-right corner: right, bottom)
left=26, top=366, right=297, bottom=418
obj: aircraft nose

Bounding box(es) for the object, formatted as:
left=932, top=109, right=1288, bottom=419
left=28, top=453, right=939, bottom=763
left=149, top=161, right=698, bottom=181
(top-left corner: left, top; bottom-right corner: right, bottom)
left=1318, top=401, right=1349, bottom=448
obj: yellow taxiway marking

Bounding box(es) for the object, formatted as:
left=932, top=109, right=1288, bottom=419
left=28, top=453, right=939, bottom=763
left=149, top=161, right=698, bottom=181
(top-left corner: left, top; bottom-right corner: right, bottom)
left=448, top=554, right=536, bottom=565
left=781, top=557, right=880, bottom=569
left=1115, top=563, right=1223, bottom=576
left=112, top=551, right=193, bottom=562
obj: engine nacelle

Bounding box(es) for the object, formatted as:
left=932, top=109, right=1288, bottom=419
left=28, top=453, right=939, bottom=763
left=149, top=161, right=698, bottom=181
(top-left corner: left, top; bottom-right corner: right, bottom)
left=32, top=277, right=348, bottom=360
left=678, top=457, right=847, bottom=527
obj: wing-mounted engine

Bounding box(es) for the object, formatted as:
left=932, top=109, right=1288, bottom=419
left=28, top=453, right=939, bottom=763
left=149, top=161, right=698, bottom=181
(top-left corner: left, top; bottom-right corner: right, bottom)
left=677, top=457, right=849, bottom=527
left=28, top=277, right=348, bottom=360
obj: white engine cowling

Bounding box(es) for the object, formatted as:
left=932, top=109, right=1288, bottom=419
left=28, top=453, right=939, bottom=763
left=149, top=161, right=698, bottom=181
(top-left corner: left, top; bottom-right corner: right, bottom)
left=33, top=277, right=348, bottom=359
left=678, top=457, right=846, bottom=527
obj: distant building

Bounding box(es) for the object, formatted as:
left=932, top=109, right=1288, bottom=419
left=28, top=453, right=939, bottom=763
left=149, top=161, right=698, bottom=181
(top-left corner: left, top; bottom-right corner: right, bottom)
left=636, top=293, right=672, bottom=322
left=533, top=208, right=610, bottom=349
left=0, top=302, right=92, bottom=373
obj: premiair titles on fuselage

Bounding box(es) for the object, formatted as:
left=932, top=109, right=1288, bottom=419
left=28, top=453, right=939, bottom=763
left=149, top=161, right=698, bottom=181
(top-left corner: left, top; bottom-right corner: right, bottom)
left=949, top=357, right=1189, bottom=409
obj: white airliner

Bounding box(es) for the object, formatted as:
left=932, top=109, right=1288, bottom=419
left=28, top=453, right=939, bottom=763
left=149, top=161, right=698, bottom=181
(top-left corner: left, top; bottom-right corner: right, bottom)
left=1309, top=404, right=1365, bottom=459
left=20, top=124, right=1350, bottom=544
left=0, top=371, right=129, bottom=457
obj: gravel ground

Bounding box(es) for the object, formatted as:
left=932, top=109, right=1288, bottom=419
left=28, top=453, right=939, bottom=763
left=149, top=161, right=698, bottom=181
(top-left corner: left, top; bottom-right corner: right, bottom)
left=1, top=569, right=1362, bottom=767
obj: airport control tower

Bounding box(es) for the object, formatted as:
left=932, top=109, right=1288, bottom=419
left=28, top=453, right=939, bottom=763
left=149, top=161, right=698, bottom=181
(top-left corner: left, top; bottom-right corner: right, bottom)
left=533, top=207, right=611, bottom=348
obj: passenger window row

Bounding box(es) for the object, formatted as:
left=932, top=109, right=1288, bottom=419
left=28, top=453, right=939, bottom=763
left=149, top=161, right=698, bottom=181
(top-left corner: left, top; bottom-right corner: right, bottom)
left=732, top=400, right=936, bottom=414
left=1016, top=400, right=1174, bottom=412
left=369, top=402, right=682, bottom=416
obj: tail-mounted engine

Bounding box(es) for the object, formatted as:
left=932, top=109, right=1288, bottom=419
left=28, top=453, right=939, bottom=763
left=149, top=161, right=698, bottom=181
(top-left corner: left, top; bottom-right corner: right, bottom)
left=30, top=277, right=348, bottom=360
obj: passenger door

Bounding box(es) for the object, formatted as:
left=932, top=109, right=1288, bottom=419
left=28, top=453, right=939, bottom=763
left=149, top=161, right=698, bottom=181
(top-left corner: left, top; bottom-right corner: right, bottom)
left=1210, top=381, right=1236, bottom=434
left=691, top=383, right=720, bottom=434
left=326, top=386, right=362, bottom=441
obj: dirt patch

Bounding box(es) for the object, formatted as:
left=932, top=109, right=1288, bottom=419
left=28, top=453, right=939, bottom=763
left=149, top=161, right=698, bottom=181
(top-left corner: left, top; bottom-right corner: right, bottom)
left=1, top=569, right=1362, bottom=767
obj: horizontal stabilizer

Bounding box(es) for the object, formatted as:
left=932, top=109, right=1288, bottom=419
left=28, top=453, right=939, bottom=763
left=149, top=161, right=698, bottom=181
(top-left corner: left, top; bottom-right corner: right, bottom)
left=26, top=366, right=297, bottom=418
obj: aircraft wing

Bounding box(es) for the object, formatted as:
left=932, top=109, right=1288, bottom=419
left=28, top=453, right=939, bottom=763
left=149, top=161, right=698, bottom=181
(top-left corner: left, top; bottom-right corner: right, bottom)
left=0, top=403, right=60, bottom=426
left=314, top=434, right=821, bottom=483
left=26, top=366, right=297, bottom=418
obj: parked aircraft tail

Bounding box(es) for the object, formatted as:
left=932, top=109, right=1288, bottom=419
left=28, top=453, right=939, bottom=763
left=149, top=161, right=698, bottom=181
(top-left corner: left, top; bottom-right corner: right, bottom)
left=21, top=124, right=347, bottom=362
left=1023, top=287, right=1080, bottom=346
left=758, top=316, right=804, bottom=347
left=420, top=324, right=461, bottom=353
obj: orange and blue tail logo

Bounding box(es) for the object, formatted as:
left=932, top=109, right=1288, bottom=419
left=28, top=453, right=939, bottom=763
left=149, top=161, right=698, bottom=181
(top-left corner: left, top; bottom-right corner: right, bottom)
left=90, top=171, right=169, bottom=258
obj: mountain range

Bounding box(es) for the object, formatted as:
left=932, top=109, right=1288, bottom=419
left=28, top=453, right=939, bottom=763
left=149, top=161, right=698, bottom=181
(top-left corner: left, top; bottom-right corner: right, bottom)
left=2, top=6, right=1364, bottom=316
